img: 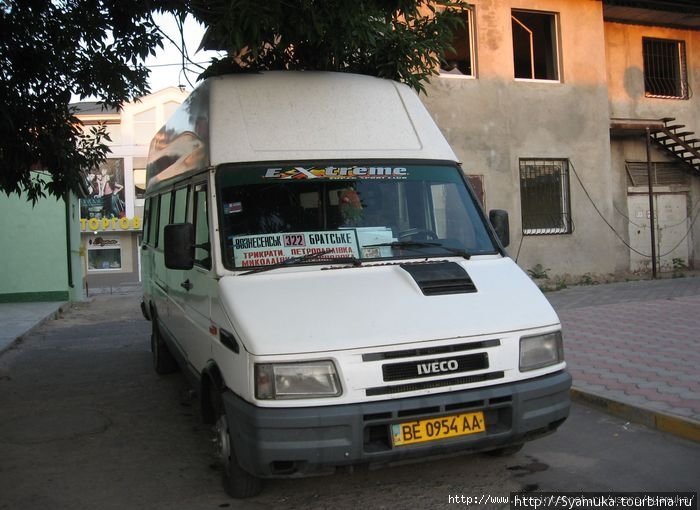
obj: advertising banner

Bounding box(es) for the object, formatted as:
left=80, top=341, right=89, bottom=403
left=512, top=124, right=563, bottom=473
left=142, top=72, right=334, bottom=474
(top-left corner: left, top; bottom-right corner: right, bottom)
left=80, top=158, right=125, bottom=220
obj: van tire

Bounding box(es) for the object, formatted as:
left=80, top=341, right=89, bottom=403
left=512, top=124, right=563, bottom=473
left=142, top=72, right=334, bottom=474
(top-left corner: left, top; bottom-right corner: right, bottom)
left=151, top=317, right=178, bottom=374
left=211, top=387, right=263, bottom=499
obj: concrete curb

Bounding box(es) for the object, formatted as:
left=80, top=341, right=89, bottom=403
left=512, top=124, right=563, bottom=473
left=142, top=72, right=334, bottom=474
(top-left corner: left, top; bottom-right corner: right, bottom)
left=0, top=302, right=70, bottom=355
left=571, top=388, right=700, bottom=443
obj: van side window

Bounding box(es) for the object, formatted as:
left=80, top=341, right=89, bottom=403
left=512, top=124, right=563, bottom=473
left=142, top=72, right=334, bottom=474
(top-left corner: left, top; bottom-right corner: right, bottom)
left=172, top=186, right=189, bottom=224
left=193, top=183, right=211, bottom=269
left=142, top=198, right=151, bottom=245
left=148, top=196, right=160, bottom=247
left=157, top=192, right=172, bottom=248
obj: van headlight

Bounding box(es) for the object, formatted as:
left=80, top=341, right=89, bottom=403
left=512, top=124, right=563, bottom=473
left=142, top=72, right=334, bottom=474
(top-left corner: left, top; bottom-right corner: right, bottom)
left=519, top=331, right=564, bottom=371
left=255, top=361, right=342, bottom=400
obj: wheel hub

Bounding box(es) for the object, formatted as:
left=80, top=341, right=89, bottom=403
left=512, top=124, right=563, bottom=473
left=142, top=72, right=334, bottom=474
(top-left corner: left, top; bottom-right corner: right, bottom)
left=215, top=414, right=231, bottom=464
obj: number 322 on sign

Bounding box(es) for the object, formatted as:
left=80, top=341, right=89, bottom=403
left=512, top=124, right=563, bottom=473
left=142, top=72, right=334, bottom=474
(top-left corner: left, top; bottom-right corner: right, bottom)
left=391, top=411, right=485, bottom=446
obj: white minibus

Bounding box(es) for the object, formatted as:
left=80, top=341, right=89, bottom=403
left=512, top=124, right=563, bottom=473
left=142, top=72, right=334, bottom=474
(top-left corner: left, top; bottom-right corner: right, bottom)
left=141, top=71, right=571, bottom=498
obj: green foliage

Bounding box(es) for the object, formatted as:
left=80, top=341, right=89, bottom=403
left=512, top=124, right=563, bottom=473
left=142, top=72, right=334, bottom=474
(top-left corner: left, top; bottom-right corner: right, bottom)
left=0, top=0, right=166, bottom=202
left=527, top=264, right=550, bottom=280
left=192, top=0, right=467, bottom=94
left=578, top=273, right=595, bottom=285
left=1, top=0, right=466, bottom=201
left=672, top=257, right=687, bottom=278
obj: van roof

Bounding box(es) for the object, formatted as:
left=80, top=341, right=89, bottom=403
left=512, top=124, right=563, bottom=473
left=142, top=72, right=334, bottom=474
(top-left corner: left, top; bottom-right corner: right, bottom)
left=146, top=71, right=457, bottom=189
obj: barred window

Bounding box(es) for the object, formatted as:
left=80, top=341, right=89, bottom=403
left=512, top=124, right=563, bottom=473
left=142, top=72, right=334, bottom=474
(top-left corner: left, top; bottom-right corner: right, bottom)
left=643, top=38, right=688, bottom=100
left=519, top=159, right=572, bottom=235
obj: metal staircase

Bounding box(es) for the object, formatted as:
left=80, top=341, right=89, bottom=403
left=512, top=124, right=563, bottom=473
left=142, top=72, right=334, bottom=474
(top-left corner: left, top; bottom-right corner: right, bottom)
left=649, top=118, right=700, bottom=175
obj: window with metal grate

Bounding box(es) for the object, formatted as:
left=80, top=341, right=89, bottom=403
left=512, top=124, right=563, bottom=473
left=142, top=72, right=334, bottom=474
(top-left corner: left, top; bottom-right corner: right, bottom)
left=643, top=37, right=689, bottom=100
left=519, top=158, right=573, bottom=235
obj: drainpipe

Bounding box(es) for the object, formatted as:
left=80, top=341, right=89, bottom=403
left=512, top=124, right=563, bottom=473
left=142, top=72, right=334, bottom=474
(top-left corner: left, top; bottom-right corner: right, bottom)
left=646, top=127, right=657, bottom=279
left=64, top=193, right=75, bottom=289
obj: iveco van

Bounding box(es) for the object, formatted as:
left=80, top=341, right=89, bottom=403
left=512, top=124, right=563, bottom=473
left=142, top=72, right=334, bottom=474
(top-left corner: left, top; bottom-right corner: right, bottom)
left=140, top=71, right=571, bottom=498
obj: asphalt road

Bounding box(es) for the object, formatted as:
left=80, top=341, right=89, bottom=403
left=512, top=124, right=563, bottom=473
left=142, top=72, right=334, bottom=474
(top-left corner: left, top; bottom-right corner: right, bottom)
left=0, top=293, right=698, bottom=510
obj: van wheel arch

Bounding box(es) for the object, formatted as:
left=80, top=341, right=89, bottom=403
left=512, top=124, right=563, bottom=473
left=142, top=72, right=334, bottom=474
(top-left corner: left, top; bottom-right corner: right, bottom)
left=201, top=362, right=225, bottom=425
left=150, top=304, right=178, bottom=374
left=204, top=364, right=262, bottom=498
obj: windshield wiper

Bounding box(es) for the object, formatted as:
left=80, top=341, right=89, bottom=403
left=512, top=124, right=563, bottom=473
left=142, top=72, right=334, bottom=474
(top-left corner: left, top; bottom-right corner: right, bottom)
left=365, top=241, right=471, bottom=260
left=240, top=249, right=361, bottom=275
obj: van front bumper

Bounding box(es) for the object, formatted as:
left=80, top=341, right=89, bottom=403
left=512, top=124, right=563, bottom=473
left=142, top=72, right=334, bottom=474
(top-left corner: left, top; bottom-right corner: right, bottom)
left=223, top=370, right=571, bottom=478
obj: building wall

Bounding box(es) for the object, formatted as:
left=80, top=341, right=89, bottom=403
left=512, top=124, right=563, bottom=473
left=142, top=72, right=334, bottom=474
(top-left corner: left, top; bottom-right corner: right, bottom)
left=78, top=87, right=188, bottom=289
left=605, top=22, right=700, bottom=270
left=422, top=0, right=623, bottom=277
left=0, top=181, right=83, bottom=302
left=606, top=22, right=700, bottom=124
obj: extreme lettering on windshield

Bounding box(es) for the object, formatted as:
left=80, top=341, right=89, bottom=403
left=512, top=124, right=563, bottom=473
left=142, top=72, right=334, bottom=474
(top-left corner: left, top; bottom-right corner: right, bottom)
left=263, top=166, right=408, bottom=180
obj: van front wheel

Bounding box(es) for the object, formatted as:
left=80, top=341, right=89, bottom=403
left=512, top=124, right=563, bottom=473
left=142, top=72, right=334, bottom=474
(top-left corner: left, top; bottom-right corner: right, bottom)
left=212, top=389, right=262, bottom=498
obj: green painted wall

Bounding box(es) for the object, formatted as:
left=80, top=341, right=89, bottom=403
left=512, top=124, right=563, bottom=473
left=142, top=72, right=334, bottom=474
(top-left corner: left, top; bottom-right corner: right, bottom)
left=0, top=176, right=83, bottom=302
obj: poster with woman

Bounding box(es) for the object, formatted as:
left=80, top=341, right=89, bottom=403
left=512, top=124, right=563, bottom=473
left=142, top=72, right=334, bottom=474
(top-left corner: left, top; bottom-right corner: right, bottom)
left=80, top=159, right=126, bottom=220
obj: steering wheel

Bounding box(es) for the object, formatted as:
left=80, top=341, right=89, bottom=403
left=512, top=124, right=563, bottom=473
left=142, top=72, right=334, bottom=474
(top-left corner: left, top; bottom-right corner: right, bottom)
left=397, top=228, right=439, bottom=241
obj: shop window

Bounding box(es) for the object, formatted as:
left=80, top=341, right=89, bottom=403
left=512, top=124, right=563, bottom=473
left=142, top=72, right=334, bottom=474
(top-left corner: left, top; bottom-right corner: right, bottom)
left=87, top=237, right=122, bottom=271
left=440, top=8, right=474, bottom=77
left=511, top=10, right=559, bottom=81
left=643, top=38, right=688, bottom=99
left=519, top=159, right=572, bottom=235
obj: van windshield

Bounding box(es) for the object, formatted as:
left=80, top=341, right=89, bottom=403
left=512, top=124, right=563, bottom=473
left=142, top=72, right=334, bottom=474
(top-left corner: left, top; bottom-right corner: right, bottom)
left=216, top=163, right=497, bottom=270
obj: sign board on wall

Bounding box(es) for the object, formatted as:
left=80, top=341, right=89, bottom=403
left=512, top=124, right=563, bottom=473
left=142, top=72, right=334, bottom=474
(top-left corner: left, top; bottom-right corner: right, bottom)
left=80, top=158, right=126, bottom=221
left=80, top=216, right=142, bottom=232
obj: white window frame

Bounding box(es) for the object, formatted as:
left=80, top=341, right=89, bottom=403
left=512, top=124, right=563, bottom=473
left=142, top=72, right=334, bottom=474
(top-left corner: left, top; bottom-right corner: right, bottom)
left=511, top=9, right=561, bottom=83
left=439, top=6, right=476, bottom=79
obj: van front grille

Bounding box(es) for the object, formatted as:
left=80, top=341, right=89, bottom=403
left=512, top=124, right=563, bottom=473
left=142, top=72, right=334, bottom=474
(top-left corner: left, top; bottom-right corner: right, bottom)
left=365, top=371, right=504, bottom=397
left=382, top=353, right=489, bottom=382
left=362, top=339, right=499, bottom=362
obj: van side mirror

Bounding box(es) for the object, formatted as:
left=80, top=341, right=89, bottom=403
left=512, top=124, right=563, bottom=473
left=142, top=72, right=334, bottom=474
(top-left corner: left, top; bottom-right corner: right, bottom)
left=164, top=223, right=195, bottom=270
left=488, top=209, right=510, bottom=248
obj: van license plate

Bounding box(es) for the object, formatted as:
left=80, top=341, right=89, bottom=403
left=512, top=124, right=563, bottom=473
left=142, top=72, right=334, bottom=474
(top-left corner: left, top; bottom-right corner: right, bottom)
left=391, top=411, right=485, bottom=447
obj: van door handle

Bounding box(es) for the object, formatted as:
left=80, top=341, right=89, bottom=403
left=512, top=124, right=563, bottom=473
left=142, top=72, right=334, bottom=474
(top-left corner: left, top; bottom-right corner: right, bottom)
left=180, top=279, right=193, bottom=291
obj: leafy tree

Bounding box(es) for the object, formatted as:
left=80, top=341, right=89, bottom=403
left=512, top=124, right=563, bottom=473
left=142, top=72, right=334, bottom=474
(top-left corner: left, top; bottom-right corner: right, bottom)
left=0, top=0, right=167, bottom=202
left=0, top=0, right=464, bottom=201
left=193, top=0, right=466, bottom=93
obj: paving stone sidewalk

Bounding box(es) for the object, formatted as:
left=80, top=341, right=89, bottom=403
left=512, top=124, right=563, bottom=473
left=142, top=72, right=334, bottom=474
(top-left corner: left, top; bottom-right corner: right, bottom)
left=2, top=279, right=698, bottom=441
left=546, top=277, right=700, bottom=434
